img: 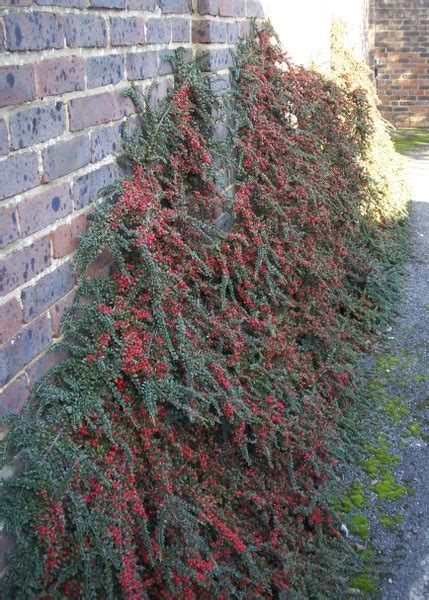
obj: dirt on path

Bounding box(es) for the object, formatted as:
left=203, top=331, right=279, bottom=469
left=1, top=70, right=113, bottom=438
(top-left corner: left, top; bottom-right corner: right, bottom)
left=374, top=152, right=429, bottom=600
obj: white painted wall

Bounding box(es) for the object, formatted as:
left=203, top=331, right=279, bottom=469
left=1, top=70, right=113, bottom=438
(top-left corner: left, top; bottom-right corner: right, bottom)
left=262, top=0, right=369, bottom=67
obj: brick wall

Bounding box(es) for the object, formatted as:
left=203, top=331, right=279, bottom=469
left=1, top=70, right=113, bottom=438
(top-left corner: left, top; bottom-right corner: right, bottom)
left=373, top=0, right=429, bottom=127
left=0, top=0, right=264, bottom=423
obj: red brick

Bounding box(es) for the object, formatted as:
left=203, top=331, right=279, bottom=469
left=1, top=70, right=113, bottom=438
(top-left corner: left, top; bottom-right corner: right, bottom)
left=35, top=56, right=85, bottom=97
left=0, top=237, right=51, bottom=296
left=86, top=55, right=125, bottom=88
left=0, top=0, right=32, bottom=5
left=192, top=20, right=227, bottom=44
left=147, top=18, right=171, bottom=44
left=49, top=289, right=75, bottom=336
left=26, top=345, right=69, bottom=388
left=4, top=12, right=64, bottom=51
left=64, top=14, right=107, bottom=48
left=51, top=214, right=88, bottom=259
left=0, top=119, right=7, bottom=156
left=0, top=375, right=29, bottom=417
left=110, top=17, right=146, bottom=46
left=0, top=151, right=39, bottom=201
left=42, top=135, right=90, bottom=183
left=197, top=47, right=234, bottom=71
left=126, top=51, right=158, bottom=80
left=90, top=0, right=124, bottom=6
left=218, top=0, right=235, bottom=17
left=0, top=313, right=52, bottom=387
left=35, top=0, right=86, bottom=6
left=21, top=262, right=75, bottom=322
left=68, top=92, right=134, bottom=132
left=18, top=183, right=73, bottom=237
left=9, top=102, right=66, bottom=150
left=0, top=65, right=36, bottom=108
left=126, top=0, right=156, bottom=8
left=0, top=298, right=23, bottom=345
left=159, top=0, right=191, bottom=13
left=198, top=0, right=218, bottom=15
left=0, top=206, right=19, bottom=249
left=90, top=121, right=124, bottom=162
left=72, top=162, right=121, bottom=209
left=171, top=18, right=191, bottom=43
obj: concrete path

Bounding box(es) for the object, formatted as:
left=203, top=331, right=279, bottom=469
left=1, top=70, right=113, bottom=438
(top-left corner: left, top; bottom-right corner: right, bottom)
left=377, top=153, right=429, bottom=600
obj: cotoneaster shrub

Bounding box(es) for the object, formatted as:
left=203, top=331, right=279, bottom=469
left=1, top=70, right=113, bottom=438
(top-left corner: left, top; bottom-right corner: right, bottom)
left=0, top=31, right=407, bottom=599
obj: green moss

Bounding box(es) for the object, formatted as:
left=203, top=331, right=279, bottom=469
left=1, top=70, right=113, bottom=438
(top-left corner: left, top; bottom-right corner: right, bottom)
left=380, top=513, right=404, bottom=528
left=384, top=397, right=409, bottom=421
left=350, top=482, right=365, bottom=508
left=350, top=514, right=370, bottom=540
left=407, top=422, right=421, bottom=437
left=392, top=128, right=429, bottom=155
left=362, top=442, right=399, bottom=476
left=412, top=374, right=427, bottom=383
left=350, top=572, right=376, bottom=594
left=371, top=472, right=407, bottom=501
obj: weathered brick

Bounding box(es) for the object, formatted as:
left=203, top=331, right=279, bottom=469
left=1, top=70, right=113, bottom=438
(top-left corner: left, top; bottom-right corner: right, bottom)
left=147, top=18, right=171, bottom=44
left=110, top=17, right=146, bottom=46
left=0, top=152, right=39, bottom=201
left=0, top=21, right=4, bottom=53
left=0, top=65, right=36, bottom=108
left=234, top=0, right=246, bottom=19
left=49, top=289, right=75, bottom=336
left=0, top=313, right=52, bottom=387
left=127, top=51, right=158, bottom=80
left=35, top=56, right=85, bottom=97
left=0, top=0, right=32, bottom=5
left=0, top=374, right=29, bottom=417
left=246, top=0, right=264, bottom=19
left=5, top=12, right=64, bottom=51
left=197, top=48, right=234, bottom=72
left=147, top=77, right=173, bottom=105
left=171, top=18, right=191, bottom=43
left=218, top=0, right=235, bottom=17
left=159, top=48, right=191, bottom=75
left=86, top=55, right=125, bottom=89
left=198, top=0, right=218, bottom=15
left=208, top=71, right=231, bottom=95
left=21, top=262, right=75, bottom=322
left=35, top=0, right=86, bottom=7
left=89, top=0, right=125, bottom=7
left=159, top=0, right=191, bottom=14
left=0, top=206, right=19, bottom=249
left=72, top=162, right=121, bottom=209
left=0, top=120, right=8, bottom=156
left=64, top=15, right=107, bottom=48
left=42, top=135, right=90, bottom=183
left=9, top=102, right=66, bottom=151
left=68, top=92, right=134, bottom=132
left=0, top=237, right=51, bottom=296
left=50, top=213, right=88, bottom=258
left=226, top=22, right=238, bottom=45
left=26, top=345, right=69, bottom=388
left=193, top=20, right=227, bottom=44
left=18, top=183, right=72, bottom=237
left=0, top=298, right=23, bottom=345
left=126, top=0, right=156, bottom=8
left=90, top=121, right=124, bottom=162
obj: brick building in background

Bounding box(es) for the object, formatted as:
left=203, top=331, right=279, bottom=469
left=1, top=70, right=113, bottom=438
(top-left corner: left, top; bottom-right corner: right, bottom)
left=372, top=0, right=429, bottom=127
left=0, top=0, right=265, bottom=417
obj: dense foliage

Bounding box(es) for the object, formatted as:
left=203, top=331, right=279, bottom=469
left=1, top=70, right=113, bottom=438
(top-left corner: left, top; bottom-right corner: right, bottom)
left=0, top=31, right=408, bottom=598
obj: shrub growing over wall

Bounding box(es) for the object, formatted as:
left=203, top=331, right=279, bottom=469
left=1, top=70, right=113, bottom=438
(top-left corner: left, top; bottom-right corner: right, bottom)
left=0, top=30, right=408, bottom=598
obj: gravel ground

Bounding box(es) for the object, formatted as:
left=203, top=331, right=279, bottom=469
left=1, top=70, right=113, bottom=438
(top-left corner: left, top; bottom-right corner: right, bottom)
left=357, top=152, right=429, bottom=600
